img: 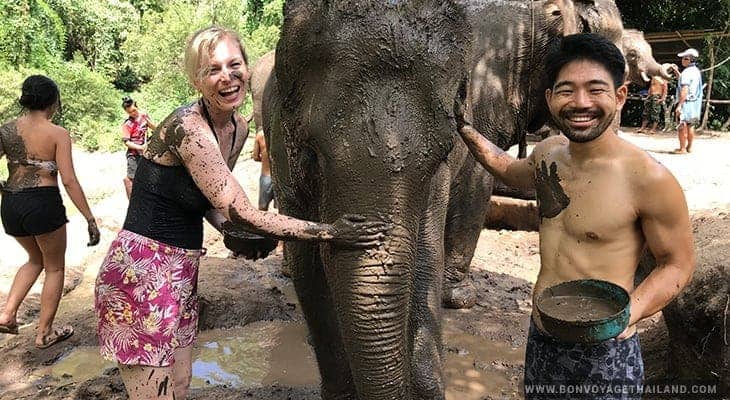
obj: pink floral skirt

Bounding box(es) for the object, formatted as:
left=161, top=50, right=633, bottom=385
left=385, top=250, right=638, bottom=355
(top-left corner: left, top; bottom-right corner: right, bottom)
left=94, top=230, right=204, bottom=367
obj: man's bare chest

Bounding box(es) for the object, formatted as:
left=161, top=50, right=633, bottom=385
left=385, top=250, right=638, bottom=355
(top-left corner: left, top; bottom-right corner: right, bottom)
left=534, top=159, right=637, bottom=241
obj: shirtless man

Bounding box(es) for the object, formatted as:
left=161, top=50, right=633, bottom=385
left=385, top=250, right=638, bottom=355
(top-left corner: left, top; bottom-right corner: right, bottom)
left=457, top=34, right=695, bottom=398
left=637, top=75, right=667, bottom=134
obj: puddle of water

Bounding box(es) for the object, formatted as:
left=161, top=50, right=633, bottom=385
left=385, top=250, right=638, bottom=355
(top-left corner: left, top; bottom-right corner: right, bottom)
left=34, top=346, right=115, bottom=384
left=191, top=320, right=319, bottom=389
left=42, top=318, right=522, bottom=398
left=443, top=324, right=524, bottom=400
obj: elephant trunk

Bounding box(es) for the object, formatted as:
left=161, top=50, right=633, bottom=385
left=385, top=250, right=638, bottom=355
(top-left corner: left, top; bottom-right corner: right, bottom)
left=646, top=60, right=675, bottom=80
left=323, top=225, right=417, bottom=399
left=319, top=179, right=426, bottom=399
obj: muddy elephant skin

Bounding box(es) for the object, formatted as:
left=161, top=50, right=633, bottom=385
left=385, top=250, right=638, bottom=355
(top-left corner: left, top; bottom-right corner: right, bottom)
left=265, top=1, right=470, bottom=399
left=250, top=50, right=276, bottom=134
left=442, top=0, right=626, bottom=308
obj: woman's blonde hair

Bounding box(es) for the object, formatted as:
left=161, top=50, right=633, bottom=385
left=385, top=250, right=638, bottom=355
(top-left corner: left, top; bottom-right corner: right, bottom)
left=184, top=26, right=249, bottom=85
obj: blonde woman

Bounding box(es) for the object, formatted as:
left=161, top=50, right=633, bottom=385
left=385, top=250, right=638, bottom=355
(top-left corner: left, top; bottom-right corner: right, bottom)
left=94, top=26, right=389, bottom=399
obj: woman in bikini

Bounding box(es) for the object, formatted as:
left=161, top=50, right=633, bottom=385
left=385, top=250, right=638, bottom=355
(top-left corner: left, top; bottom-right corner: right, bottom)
left=94, top=26, right=390, bottom=399
left=0, top=75, right=100, bottom=348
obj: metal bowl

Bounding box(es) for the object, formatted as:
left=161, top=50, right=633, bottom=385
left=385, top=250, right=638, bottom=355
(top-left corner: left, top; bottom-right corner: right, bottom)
left=536, top=279, right=630, bottom=344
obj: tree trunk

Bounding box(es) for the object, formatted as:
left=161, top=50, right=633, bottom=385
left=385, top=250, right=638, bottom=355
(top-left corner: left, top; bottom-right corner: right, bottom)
left=700, top=39, right=715, bottom=131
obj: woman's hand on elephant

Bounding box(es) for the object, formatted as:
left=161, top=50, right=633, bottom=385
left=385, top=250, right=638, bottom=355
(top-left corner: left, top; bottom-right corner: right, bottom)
left=328, top=214, right=391, bottom=248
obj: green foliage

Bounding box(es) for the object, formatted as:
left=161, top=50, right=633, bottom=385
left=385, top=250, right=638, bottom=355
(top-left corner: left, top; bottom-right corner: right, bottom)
left=48, top=58, right=123, bottom=151
left=1, top=0, right=282, bottom=153
left=0, top=64, right=27, bottom=123
left=0, top=0, right=66, bottom=68
left=49, top=0, right=140, bottom=89
left=617, top=0, right=729, bottom=32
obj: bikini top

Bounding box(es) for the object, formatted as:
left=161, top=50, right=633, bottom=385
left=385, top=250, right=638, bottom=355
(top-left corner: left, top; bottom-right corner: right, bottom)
left=8, top=158, right=58, bottom=173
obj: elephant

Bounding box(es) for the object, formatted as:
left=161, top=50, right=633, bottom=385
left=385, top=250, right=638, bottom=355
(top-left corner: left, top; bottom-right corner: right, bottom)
left=264, top=1, right=471, bottom=398
left=442, top=0, right=627, bottom=308
left=250, top=50, right=276, bottom=134
left=621, top=29, right=675, bottom=85
left=262, top=0, right=629, bottom=398
left=253, top=1, right=630, bottom=311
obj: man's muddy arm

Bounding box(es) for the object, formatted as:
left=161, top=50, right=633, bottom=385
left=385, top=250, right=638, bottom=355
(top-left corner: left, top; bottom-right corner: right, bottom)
left=624, top=169, right=695, bottom=334
left=458, top=125, right=536, bottom=190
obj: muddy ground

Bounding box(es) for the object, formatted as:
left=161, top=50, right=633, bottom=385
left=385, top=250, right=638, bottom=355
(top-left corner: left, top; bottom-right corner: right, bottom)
left=0, top=128, right=727, bottom=399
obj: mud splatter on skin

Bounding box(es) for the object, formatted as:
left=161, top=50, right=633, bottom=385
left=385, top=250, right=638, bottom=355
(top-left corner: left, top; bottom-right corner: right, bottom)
left=146, top=107, right=197, bottom=160
left=535, top=160, right=570, bottom=219
left=0, top=121, right=46, bottom=190
left=156, top=375, right=170, bottom=397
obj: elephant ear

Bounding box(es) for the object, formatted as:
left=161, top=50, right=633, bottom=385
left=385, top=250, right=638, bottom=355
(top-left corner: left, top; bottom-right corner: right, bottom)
left=543, top=0, right=579, bottom=36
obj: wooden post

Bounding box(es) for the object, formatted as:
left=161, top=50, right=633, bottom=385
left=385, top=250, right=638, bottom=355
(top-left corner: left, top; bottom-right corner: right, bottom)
left=700, top=38, right=715, bottom=131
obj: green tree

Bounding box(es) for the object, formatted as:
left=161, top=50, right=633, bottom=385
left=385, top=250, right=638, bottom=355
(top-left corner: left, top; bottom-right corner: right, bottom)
left=0, top=0, right=66, bottom=68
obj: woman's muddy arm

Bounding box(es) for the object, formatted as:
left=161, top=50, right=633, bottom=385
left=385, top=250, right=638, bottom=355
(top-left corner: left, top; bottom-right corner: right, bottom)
left=55, top=130, right=100, bottom=245
left=174, top=118, right=387, bottom=246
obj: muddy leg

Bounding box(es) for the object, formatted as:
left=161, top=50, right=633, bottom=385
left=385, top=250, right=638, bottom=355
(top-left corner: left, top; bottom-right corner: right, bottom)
left=173, top=346, right=193, bottom=399
left=119, top=365, right=175, bottom=400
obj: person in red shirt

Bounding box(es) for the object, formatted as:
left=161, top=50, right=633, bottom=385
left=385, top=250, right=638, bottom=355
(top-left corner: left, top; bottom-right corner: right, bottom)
left=121, top=97, right=156, bottom=198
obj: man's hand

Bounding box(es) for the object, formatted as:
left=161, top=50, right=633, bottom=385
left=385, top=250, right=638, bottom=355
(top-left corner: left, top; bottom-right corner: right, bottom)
left=453, top=79, right=471, bottom=130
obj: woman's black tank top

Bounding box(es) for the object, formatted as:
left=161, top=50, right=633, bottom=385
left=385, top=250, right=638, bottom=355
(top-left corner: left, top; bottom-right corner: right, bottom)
left=123, top=157, right=212, bottom=249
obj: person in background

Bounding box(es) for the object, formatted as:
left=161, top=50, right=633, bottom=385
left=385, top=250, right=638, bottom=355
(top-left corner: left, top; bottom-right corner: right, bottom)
left=456, top=34, right=694, bottom=398
left=121, top=96, right=156, bottom=198
left=94, top=26, right=389, bottom=400
left=674, top=48, right=703, bottom=154
left=636, top=75, right=667, bottom=135
left=252, top=129, right=274, bottom=211
left=0, top=75, right=100, bottom=349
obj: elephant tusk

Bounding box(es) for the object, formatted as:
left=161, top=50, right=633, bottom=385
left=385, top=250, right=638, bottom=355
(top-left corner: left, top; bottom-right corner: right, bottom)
left=640, top=71, right=650, bottom=82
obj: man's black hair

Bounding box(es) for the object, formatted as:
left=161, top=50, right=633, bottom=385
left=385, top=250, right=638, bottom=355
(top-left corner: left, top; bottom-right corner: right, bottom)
left=545, top=33, right=626, bottom=90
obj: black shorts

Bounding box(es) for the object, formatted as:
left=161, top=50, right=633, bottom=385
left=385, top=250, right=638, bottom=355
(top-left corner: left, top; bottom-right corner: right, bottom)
left=1, top=186, right=68, bottom=237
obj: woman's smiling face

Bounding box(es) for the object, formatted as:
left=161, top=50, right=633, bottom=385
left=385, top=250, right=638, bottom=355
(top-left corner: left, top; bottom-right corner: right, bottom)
left=195, top=36, right=250, bottom=112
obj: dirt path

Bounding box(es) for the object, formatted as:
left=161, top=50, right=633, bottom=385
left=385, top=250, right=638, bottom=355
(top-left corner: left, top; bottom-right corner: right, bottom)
left=0, top=129, right=727, bottom=399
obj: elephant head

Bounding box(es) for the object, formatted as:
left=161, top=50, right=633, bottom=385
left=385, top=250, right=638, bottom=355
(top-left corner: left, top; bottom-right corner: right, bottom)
left=267, top=1, right=470, bottom=398
left=544, top=0, right=624, bottom=43
left=621, top=29, right=675, bottom=84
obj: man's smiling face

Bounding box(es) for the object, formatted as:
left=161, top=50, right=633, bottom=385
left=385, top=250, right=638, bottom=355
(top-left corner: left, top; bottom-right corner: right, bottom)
left=545, top=59, right=627, bottom=143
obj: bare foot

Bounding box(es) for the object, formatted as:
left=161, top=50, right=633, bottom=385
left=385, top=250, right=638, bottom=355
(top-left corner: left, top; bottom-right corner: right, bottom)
left=673, top=149, right=688, bottom=154
left=637, top=128, right=645, bottom=133
left=648, top=130, right=657, bottom=135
